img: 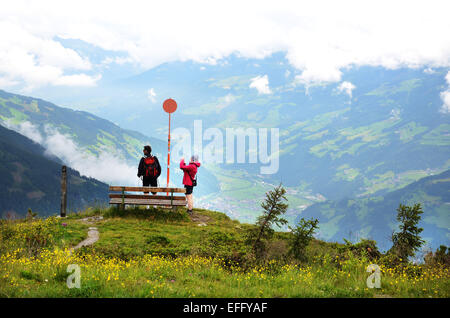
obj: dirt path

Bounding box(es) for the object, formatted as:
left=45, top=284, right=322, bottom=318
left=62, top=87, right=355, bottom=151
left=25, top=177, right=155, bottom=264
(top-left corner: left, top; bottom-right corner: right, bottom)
left=79, top=215, right=104, bottom=224
left=72, top=227, right=99, bottom=250
left=70, top=216, right=103, bottom=252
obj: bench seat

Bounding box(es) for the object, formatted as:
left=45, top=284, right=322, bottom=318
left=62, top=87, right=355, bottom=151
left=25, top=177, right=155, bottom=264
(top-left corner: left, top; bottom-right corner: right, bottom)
left=108, top=186, right=187, bottom=209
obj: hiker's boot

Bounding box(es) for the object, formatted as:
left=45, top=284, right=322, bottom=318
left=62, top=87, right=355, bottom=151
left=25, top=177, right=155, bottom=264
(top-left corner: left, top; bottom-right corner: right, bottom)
left=187, top=209, right=193, bottom=215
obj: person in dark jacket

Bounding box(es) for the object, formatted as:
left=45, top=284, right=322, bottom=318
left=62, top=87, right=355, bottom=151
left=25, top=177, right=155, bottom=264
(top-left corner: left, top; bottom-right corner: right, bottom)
left=138, top=145, right=161, bottom=194
left=180, top=155, right=200, bottom=214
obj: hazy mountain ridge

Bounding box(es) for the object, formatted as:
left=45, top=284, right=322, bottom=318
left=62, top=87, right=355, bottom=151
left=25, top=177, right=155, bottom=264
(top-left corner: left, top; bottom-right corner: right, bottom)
left=0, top=89, right=165, bottom=164
left=300, top=169, right=450, bottom=251
left=113, top=59, right=449, bottom=232
left=94, top=58, right=450, bottom=202
left=1, top=59, right=448, bottom=249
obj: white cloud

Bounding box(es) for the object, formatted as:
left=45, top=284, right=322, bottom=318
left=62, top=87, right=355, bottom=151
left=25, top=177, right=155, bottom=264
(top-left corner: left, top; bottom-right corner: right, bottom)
left=54, top=74, right=101, bottom=86
left=284, top=70, right=291, bottom=78
left=0, top=77, right=20, bottom=88
left=2, top=120, right=138, bottom=185
left=390, top=108, right=401, bottom=120
left=0, top=0, right=450, bottom=89
left=100, top=56, right=133, bottom=67
left=223, top=94, right=236, bottom=104
left=440, top=71, right=450, bottom=113
left=3, top=120, right=43, bottom=144
left=249, top=75, right=272, bottom=94
left=337, top=81, right=356, bottom=98
left=441, top=91, right=450, bottom=113
left=0, top=20, right=100, bottom=90
left=147, top=88, right=157, bottom=103
left=43, top=125, right=137, bottom=185
left=294, top=65, right=342, bottom=87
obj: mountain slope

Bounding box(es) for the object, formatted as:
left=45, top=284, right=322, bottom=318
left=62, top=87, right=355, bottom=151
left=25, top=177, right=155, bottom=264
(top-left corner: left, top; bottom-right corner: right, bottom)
left=299, top=169, right=450, bottom=251
left=0, top=124, right=109, bottom=218
left=1, top=59, right=448, bottom=248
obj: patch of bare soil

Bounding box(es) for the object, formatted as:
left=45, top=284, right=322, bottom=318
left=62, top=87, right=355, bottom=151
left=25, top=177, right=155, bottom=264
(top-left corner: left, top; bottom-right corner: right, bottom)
left=190, top=212, right=212, bottom=226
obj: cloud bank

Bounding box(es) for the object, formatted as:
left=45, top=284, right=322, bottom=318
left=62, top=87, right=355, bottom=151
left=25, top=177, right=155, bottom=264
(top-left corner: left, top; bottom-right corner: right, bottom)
left=2, top=121, right=138, bottom=185
left=0, top=20, right=100, bottom=90
left=0, top=0, right=450, bottom=89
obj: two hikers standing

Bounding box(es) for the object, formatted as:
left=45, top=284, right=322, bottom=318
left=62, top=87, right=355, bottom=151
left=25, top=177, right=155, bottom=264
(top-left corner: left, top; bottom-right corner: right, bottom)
left=137, top=145, right=200, bottom=213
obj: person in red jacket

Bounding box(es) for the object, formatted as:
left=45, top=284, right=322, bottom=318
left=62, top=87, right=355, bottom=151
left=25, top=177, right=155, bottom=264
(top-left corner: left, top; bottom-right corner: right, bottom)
left=180, top=155, right=200, bottom=215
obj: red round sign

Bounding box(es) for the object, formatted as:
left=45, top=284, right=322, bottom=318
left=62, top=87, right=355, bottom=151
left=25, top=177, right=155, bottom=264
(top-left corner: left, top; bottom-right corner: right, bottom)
left=163, top=98, right=177, bottom=113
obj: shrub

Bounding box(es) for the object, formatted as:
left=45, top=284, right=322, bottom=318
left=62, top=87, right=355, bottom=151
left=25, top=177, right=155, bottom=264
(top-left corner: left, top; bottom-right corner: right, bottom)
left=0, top=216, right=62, bottom=257
left=424, top=245, right=450, bottom=267
left=146, top=235, right=171, bottom=246
left=19, top=270, right=43, bottom=282
left=339, top=238, right=382, bottom=261
left=288, top=217, right=319, bottom=262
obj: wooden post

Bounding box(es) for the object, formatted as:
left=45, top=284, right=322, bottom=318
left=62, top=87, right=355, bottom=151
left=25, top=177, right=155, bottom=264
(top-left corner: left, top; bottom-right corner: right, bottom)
left=121, top=186, right=125, bottom=211
left=60, top=165, right=67, bottom=217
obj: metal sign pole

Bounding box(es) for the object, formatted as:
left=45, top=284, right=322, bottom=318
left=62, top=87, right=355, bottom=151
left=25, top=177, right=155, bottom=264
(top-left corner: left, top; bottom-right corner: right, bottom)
left=167, top=112, right=171, bottom=195
left=163, top=99, right=177, bottom=196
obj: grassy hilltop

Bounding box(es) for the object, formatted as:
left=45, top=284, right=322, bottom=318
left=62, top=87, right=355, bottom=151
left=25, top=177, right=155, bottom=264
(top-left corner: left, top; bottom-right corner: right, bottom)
left=1, top=205, right=449, bottom=298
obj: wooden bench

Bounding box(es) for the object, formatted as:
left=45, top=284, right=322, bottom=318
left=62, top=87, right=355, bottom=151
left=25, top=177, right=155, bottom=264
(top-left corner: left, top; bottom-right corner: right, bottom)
left=109, top=186, right=187, bottom=210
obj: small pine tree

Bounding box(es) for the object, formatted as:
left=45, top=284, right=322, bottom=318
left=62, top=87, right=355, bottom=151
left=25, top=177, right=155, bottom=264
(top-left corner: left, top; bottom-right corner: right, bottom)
left=250, top=184, right=288, bottom=259
left=26, top=208, right=37, bottom=220
left=434, top=245, right=450, bottom=265
left=289, top=217, right=319, bottom=262
left=390, top=203, right=425, bottom=262
left=424, top=245, right=450, bottom=267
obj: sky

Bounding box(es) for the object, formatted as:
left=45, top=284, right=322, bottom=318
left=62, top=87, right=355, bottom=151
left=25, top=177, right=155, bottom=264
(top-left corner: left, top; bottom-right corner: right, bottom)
left=1, top=0, right=450, bottom=92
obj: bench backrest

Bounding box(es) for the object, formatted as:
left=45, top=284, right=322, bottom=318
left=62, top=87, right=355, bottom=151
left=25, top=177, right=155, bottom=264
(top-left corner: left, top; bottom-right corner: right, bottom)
left=109, top=186, right=186, bottom=194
